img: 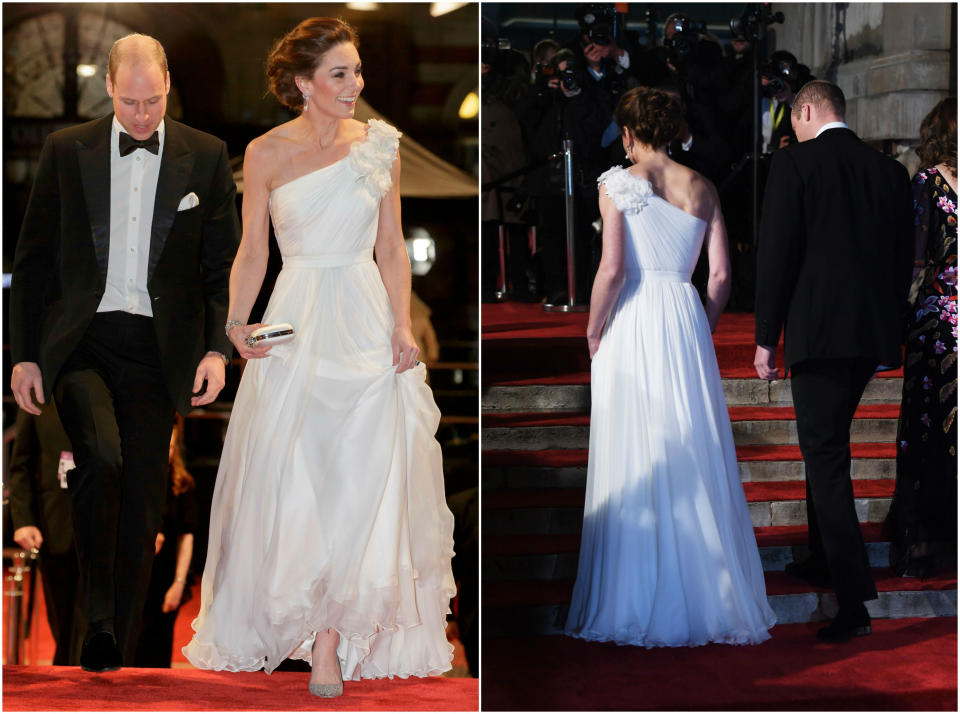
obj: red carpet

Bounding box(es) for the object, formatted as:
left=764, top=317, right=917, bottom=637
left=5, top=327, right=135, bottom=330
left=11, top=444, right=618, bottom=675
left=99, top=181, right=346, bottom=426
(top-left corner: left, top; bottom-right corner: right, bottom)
left=481, top=618, right=958, bottom=711
left=482, top=303, right=904, bottom=380
left=1, top=665, right=478, bottom=711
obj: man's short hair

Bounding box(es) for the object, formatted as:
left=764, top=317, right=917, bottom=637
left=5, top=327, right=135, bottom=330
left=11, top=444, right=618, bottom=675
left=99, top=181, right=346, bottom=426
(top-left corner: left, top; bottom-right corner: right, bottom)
left=793, top=80, right=846, bottom=119
left=108, top=34, right=168, bottom=83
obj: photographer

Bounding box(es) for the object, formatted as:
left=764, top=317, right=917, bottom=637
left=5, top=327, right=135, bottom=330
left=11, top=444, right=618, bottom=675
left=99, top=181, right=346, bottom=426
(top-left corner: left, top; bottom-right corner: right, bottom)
left=759, top=51, right=809, bottom=152
left=481, top=21, right=536, bottom=301
left=517, top=47, right=611, bottom=303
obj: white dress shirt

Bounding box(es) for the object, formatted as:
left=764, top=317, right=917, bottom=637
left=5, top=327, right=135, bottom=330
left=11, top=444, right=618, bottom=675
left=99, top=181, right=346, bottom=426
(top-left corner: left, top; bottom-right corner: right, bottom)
left=98, top=116, right=165, bottom=317
left=816, top=120, right=850, bottom=137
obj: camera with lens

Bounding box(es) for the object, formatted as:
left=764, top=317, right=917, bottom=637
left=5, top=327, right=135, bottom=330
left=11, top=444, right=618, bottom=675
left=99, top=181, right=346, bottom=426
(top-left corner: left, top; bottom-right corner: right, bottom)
left=665, top=15, right=707, bottom=66
left=575, top=3, right=618, bottom=48
left=481, top=35, right=511, bottom=66
left=546, top=49, right=582, bottom=94
left=729, top=4, right=784, bottom=42
left=761, top=53, right=800, bottom=98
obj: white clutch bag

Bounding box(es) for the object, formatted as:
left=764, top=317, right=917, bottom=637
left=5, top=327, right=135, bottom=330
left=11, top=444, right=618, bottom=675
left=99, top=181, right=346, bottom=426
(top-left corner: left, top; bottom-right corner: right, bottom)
left=246, top=323, right=295, bottom=347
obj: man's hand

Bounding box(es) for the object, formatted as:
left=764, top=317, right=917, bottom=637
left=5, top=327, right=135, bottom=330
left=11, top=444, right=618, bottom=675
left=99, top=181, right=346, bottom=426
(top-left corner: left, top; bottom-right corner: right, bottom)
left=583, top=42, right=605, bottom=68
left=154, top=532, right=166, bottom=555
left=191, top=353, right=226, bottom=407
left=11, top=362, right=44, bottom=416
left=13, top=526, right=43, bottom=551
left=754, top=345, right=780, bottom=381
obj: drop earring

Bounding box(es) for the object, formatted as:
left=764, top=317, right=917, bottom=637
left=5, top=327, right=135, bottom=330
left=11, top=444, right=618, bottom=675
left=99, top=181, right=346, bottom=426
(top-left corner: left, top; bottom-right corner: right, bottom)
left=303, top=91, right=310, bottom=112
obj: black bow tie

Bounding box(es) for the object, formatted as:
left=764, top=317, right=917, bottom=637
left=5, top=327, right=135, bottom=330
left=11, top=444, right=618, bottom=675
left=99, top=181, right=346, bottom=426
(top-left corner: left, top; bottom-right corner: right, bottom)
left=119, top=131, right=160, bottom=157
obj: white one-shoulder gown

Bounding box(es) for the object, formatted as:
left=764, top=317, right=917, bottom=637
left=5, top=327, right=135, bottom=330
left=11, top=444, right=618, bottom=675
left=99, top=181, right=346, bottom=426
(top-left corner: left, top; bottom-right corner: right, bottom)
left=183, top=119, right=457, bottom=680
left=564, top=166, right=776, bottom=647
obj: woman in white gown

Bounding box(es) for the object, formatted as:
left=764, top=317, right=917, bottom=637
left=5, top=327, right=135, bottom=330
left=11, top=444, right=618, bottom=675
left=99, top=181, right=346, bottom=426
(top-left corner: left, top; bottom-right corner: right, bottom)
left=564, top=87, right=776, bottom=647
left=182, top=18, right=456, bottom=695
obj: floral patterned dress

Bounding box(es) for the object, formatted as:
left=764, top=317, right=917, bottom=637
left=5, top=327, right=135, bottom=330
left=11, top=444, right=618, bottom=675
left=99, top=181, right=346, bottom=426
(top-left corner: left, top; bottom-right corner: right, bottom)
left=884, top=166, right=958, bottom=577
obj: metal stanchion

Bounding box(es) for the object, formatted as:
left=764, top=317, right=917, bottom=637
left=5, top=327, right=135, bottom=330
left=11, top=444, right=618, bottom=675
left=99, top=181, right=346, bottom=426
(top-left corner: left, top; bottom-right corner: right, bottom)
left=545, top=138, right=588, bottom=313
left=494, top=224, right=508, bottom=300
left=4, top=550, right=30, bottom=665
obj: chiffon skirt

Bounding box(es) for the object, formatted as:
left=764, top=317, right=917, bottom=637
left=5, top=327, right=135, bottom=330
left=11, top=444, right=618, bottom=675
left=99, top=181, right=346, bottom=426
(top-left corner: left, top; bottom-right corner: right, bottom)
left=564, top=276, right=776, bottom=647
left=183, top=259, right=457, bottom=679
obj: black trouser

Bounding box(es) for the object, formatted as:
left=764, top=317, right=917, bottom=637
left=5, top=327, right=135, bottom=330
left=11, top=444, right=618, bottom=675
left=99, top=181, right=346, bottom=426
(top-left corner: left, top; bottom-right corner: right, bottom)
left=790, top=358, right=879, bottom=611
left=53, top=312, right=174, bottom=663
left=40, top=548, right=84, bottom=665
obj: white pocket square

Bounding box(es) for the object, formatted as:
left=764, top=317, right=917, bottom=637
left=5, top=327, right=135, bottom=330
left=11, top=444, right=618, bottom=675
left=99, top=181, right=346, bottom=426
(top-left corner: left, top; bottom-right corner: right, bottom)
left=177, top=192, right=199, bottom=211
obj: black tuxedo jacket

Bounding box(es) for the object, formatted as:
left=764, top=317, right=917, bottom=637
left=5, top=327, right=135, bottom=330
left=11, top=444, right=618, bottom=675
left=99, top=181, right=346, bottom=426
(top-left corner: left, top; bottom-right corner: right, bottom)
left=755, top=127, right=914, bottom=368
left=10, top=114, right=240, bottom=415
left=8, top=406, right=75, bottom=555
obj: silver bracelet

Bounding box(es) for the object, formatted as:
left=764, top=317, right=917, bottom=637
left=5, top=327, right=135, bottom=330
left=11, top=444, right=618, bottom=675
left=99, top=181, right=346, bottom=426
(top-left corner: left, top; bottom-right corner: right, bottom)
left=224, top=320, right=244, bottom=336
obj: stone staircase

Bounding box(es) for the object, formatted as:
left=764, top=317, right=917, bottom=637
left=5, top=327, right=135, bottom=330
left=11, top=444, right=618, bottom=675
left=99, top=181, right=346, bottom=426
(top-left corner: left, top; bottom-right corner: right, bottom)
left=481, top=310, right=957, bottom=637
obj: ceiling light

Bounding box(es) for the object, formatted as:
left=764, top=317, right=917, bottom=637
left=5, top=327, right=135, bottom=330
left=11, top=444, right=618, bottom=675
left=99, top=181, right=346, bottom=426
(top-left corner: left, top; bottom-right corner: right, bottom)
left=430, top=2, right=469, bottom=17
left=458, top=91, right=479, bottom=120
left=346, top=2, right=378, bottom=10
left=77, top=64, right=97, bottom=77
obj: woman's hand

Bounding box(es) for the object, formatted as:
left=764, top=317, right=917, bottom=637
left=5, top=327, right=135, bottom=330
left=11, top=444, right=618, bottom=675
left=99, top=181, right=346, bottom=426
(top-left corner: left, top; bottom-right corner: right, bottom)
left=228, top=323, right=273, bottom=360
left=587, top=332, right=602, bottom=359
left=161, top=581, right=185, bottom=613
left=392, top=325, right=420, bottom=373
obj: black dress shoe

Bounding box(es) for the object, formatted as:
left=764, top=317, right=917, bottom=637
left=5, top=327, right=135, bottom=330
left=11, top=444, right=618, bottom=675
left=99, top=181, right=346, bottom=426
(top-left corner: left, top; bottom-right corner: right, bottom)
left=784, top=558, right=833, bottom=588
left=817, top=613, right=872, bottom=642
left=80, top=632, right=122, bottom=672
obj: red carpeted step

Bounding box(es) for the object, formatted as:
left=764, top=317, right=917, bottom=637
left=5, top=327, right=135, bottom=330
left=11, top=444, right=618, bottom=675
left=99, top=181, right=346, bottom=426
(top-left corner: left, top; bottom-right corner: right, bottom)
left=488, top=367, right=903, bottom=385
left=765, top=568, right=958, bottom=595
left=483, top=523, right=889, bottom=557
left=736, top=443, right=898, bottom=461
left=483, top=405, right=899, bottom=429
left=755, top=522, right=886, bottom=547
left=741, top=479, right=894, bottom=501
left=483, top=444, right=896, bottom=467
left=2, top=665, right=478, bottom=711
left=483, top=480, right=895, bottom=510
left=484, top=567, right=958, bottom=609
left=481, top=620, right=957, bottom=712
left=728, top=404, right=900, bottom=421
left=483, top=449, right=590, bottom=467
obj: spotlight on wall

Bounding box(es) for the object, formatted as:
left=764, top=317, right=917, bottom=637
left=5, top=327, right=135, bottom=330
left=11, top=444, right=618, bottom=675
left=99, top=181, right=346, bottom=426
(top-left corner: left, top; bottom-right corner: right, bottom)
left=430, top=2, right=469, bottom=17
left=458, top=90, right=479, bottom=120
left=346, top=2, right=379, bottom=10
left=405, top=227, right=437, bottom=276
left=77, top=64, right=97, bottom=77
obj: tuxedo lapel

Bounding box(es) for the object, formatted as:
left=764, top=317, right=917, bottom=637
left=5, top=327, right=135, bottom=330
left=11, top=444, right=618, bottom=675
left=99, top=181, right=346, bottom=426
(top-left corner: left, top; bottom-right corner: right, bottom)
left=75, top=115, right=114, bottom=282
left=149, top=119, right=194, bottom=282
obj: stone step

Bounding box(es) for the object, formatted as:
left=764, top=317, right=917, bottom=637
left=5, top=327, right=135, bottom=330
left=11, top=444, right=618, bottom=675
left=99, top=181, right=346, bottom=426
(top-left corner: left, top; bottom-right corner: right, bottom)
left=482, top=418, right=897, bottom=450
left=482, top=480, right=895, bottom=534
left=482, top=524, right=891, bottom=581
left=483, top=455, right=895, bottom=489
left=483, top=376, right=904, bottom=412
left=482, top=570, right=958, bottom=636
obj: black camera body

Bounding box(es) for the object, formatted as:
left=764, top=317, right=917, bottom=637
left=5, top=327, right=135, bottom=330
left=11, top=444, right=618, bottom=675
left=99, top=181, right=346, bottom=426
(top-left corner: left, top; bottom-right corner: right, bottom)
left=730, top=3, right=785, bottom=42
left=665, top=15, right=707, bottom=66
left=576, top=3, right=619, bottom=48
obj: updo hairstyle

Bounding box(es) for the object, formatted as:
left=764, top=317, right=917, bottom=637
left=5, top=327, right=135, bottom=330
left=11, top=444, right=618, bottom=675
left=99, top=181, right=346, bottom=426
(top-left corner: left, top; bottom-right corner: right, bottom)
left=615, top=86, right=683, bottom=150
left=266, top=18, right=359, bottom=112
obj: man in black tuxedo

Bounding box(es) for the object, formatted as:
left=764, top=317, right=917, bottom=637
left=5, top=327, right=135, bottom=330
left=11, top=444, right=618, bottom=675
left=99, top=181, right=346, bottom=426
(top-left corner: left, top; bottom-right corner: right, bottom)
left=10, top=34, right=240, bottom=670
left=754, top=80, right=913, bottom=642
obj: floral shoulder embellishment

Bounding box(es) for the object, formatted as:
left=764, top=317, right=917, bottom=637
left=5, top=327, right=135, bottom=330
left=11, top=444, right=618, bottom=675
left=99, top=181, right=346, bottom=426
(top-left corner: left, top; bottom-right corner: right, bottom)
left=348, top=118, right=402, bottom=197
left=598, top=166, right=653, bottom=214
